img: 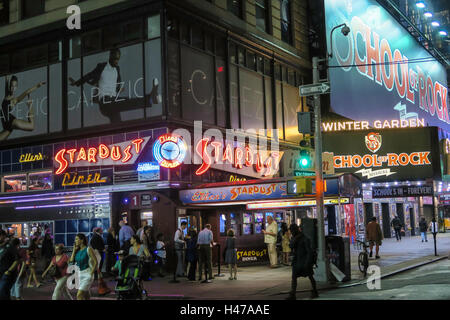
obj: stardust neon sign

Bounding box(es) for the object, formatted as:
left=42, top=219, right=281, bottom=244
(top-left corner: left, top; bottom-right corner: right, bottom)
left=195, top=138, right=280, bottom=177
left=55, top=138, right=145, bottom=175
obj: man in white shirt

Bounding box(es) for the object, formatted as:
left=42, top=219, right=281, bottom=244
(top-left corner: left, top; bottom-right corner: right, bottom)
left=174, top=222, right=187, bottom=277
left=263, top=215, right=278, bottom=268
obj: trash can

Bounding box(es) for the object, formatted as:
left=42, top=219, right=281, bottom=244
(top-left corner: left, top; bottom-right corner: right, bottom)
left=325, top=235, right=351, bottom=282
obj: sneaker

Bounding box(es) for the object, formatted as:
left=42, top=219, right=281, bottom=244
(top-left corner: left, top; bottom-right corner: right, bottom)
left=233, top=276, right=237, bottom=280
left=375, top=255, right=380, bottom=259
left=201, top=280, right=212, bottom=283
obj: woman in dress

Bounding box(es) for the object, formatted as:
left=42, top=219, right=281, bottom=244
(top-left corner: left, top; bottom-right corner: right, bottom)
left=42, top=244, right=72, bottom=300
left=26, top=237, right=41, bottom=288
left=281, top=223, right=291, bottom=266
left=0, top=75, right=45, bottom=141
left=69, top=233, right=97, bottom=300
left=224, top=229, right=238, bottom=280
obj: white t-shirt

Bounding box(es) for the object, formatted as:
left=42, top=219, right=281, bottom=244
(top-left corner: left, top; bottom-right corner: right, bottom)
left=156, top=241, right=166, bottom=259
left=264, top=222, right=278, bottom=244
left=98, top=62, right=118, bottom=98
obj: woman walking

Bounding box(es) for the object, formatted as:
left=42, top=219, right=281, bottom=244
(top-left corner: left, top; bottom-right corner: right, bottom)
left=26, top=237, right=41, bottom=288
left=69, top=233, right=97, bottom=300
left=224, top=229, right=238, bottom=280
left=281, top=223, right=291, bottom=266
left=42, top=244, right=72, bottom=300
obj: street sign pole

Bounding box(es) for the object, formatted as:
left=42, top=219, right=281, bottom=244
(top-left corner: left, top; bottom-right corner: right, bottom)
left=312, top=56, right=329, bottom=283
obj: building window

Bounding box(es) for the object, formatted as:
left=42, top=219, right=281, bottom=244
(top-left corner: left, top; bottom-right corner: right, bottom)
left=228, top=0, right=243, bottom=19
left=280, top=0, right=292, bottom=44
left=0, top=0, right=10, bottom=26
left=255, top=0, right=269, bottom=33
left=21, top=0, right=45, bottom=20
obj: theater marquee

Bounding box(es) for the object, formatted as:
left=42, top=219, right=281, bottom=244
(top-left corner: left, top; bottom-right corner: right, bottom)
left=323, top=128, right=441, bottom=182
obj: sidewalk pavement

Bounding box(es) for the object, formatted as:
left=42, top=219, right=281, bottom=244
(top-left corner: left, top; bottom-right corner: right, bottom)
left=21, top=232, right=450, bottom=300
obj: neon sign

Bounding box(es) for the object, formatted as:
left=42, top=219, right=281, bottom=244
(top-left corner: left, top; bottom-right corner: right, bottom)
left=61, top=172, right=108, bottom=187
left=153, top=134, right=187, bottom=169
left=195, top=138, right=280, bottom=177
left=322, top=118, right=425, bottom=132
left=20, top=153, right=47, bottom=163
left=55, top=138, right=145, bottom=175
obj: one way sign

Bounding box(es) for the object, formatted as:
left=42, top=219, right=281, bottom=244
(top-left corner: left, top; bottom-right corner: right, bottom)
left=299, top=82, right=330, bottom=97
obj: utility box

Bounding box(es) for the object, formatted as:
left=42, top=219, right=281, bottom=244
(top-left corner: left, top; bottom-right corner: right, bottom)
left=325, top=235, right=351, bottom=282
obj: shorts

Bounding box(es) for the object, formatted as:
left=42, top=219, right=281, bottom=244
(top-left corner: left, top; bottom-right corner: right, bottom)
left=369, top=240, right=382, bottom=246
left=78, top=268, right=94, bottom=292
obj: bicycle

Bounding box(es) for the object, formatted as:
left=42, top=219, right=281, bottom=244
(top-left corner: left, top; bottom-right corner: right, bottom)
left=356, top=239, right=369, bottom=277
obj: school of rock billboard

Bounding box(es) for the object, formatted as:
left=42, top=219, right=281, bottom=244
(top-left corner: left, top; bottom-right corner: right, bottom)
left=322, top=128, right=441, bottom=182
left=325, top=0, right=449, bottom=131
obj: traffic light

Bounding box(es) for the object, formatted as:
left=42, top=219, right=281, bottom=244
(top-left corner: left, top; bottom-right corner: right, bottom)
left=287, top=177, right=313, bottom=194
left=297, top=112, right=315, bottom=135
left=298, top=136, right=315, bottom=170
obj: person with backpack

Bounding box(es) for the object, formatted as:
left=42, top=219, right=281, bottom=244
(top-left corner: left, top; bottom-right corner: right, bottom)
left=391, top=216, right=403, bottom=241
left=286, top=224, right=318, bottom=300
left=419, top=217, right=428, bottom=242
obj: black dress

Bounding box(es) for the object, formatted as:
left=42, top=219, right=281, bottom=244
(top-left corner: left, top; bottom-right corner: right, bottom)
left=224, top=237, right=237, bottom=265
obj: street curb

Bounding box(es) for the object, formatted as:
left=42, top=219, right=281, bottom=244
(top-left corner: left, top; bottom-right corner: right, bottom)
left=278, top=255, right=448, bottom=294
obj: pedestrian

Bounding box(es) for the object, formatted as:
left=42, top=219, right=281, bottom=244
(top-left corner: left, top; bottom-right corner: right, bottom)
left=281, top=223, right=291, bottom=266
left=119, top=220, right=134, bottom=252
left=10, top=246, right=27, bottom=300
left=197, top=224, right=214, bottom=283
left=111, top=250, right=125, bottom=276
left=0, top=238, right=22, bottom=300
left=0, top=229, right=8, bottom=259
left=185, top=229, right=198, bottom=281
left=174, top=222, right=187, bottom=277
left=26, top=237, right=41, bottom=288
left=419, top=217, right=428, bottom=242
left=286, top=224, right=318, bottom=300
left=366, top=216, right=383, bottom=259
left=129, top=235, right=151, bottom=258
left=155, top=233, right=166, bottom=277
left=41, top=233, right=54, bottom=274
left=141, top=226, right=156, bottom=279
left=90, top=227, right=105, bottom=279
left=391, top=215, right=403, bottom=241
left=262, top=215, right=278, bottom=268
left=41, top=243, right=72, bottom=300
left=69, top=233, right=97, bottom=300
left=136, top=220, right=148, bottom=241
left=105, top=227, right=119, bottom=278
left=224, top=229, right=238, bottom=280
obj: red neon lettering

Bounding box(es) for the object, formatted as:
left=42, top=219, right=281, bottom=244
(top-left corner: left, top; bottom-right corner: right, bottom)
left=245, top=146, right=253, bottom=167
left=55, top=149, right=68, bottom=175
left=263, top=157, right=272, bottom=176
left=132, top=138, right=144, bottom=154
left=77, top=148, right=87, bottom=161
left=87, top=148, right=97, bottom=163
left=223, top=144, right=233, bottom=164
left=98, top=144, right=110, bottom=159
left=111, top=146, right=121, bottom=161
left=121, top=145, right=132, bottom=163
left=195, top=138, right=211, bottom=176
left=255, top=153, right=263, bottom=173
left=271, top=152, right=280, bottom=170
left=67, top=149, right=77, bottom=163
left=234, top=147, right=243, bottom=169
left=211, top=141, right=222, bottom=162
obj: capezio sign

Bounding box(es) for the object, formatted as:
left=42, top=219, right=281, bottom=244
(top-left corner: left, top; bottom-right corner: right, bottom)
left=323, top=128, right=440, bottom=182
left=325, top=0, right=449, bottom=130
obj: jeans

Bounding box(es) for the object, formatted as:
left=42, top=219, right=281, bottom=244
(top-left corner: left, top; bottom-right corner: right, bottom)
left=175, top=243, right=185, bottom=276
left=10, top=277, right=23, bottom=298
left=394, top=228, right=402, bottom=241
left=0, top=274, right=16, bottom=300
left=52, top=276, right=73, bottom=300
left=421, top=232, right=428, bottom=242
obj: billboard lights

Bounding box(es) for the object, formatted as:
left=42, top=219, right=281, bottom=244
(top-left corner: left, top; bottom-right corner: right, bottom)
left=431, top=21, right=440, bottom=27
left=415, top=1, right=426, bottom=8
left=424, top=11, right=433, bottom=18
left=439, top=30, right=447, bottom=36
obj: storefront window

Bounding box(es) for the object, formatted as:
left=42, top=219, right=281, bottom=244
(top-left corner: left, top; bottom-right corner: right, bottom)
left=28, top=171, right=52, bottom=191
left=230, top=213, right=238, bottom=235
left=220, top=214, right=227, bottom=235
left=254, top=213, right=264, bottom=233
left=3, top=174, right=27, bottom=193
left=275, top=212, right=284, bottom=223
left=242, top=213, right=253, bottom=235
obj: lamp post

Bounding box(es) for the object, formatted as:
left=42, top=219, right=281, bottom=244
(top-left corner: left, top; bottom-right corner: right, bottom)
left=312, top=23, right=350, bottom=283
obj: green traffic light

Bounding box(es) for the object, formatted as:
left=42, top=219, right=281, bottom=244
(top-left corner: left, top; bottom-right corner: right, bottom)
left=300, top=157, right=309, bottom=167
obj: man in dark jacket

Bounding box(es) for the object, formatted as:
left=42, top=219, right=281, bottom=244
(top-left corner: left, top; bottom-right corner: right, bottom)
left=391, top=216, right=403, bottom=241
left=419, top=217, right=428, bottom=242
left=90, top=227, right=105, bottom=279
left=286, top=224, right=318, bottom=300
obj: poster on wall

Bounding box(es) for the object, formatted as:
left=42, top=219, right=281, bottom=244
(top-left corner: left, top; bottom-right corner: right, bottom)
left=343, top=204, right=356, bottom=243
left=325, top=0, right=449, bottom=131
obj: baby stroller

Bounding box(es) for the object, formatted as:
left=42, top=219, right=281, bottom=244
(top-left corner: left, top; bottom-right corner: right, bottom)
left=114, top=255, right=148, bottom=300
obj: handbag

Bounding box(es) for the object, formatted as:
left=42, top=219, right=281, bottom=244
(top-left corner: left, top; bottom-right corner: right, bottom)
left=48, top=264, right=59, bottom=277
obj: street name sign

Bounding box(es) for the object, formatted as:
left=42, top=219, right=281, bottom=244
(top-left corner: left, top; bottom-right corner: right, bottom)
left=299, top=82, right=330, bottom=97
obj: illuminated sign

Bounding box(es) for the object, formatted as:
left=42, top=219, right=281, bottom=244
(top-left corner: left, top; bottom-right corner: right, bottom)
left=137, top=162, right=160, bottom=182
left=137, top=162, right=160, bottom=172
left=195, top=138, right=281, bottom=177
left=325, top=0, right=449, bottom=130
left=54, top=138, right=147, bottom=175
left=229, top=175, right=247, bottom=182
left=236, top=248, right=268, bottom=263
left=323, top=128, right=439, bottom=182
left=372, top=185, right=433, bottom=198
left=246, top=198, right=350, bottom=210
left=153, top=134, right=187, bottom=169
left=322, top=119, right=425, bottom=132
left=61, top=172, right=108, bottom=187
left=19, top=153, right=47, bottom=163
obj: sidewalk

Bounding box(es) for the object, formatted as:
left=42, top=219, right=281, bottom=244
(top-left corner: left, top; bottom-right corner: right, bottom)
left=21, top=232, right=450, bottom=300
